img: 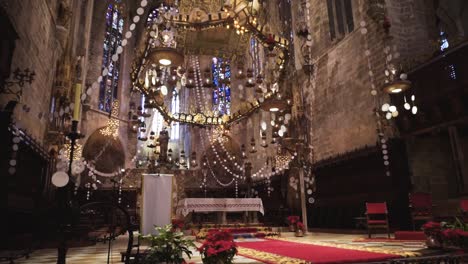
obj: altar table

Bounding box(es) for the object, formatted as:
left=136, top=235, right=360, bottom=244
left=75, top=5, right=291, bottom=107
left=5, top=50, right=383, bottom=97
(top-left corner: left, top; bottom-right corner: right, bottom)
left=176, top=198, right=264, bottom=223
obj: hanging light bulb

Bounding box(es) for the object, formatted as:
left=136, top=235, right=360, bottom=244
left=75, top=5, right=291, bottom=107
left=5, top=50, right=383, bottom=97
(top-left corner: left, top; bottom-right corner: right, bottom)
left=412, top=106, right=418, bottom=115
left=259, top=121, right=267, bottom=131
left=179, top=150, right=186, bottom=166
left=191, top=151, right=198, bottom=167
left=245, top=69, right=255, bottom=87
left=241, top=144, right=247, bottom=159
left=381, top=103, right=390, bottom=112
left=404, top=96, right=411, bottom=110
left=250, top=137, right=257, bottom=153
left=185, top=68, right=195, bottom=88
left=260, top=131, right=268, bottom=148
left=160, top=85, right=168, bottom=96
left=168, top=148, right=173, bottom=163
left=236, top=62, right=246, bottom=79
left=145, top=71, right=149, bottom=88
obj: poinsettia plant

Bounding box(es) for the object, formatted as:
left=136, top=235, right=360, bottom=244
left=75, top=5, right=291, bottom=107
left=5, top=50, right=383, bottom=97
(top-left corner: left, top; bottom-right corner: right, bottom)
left=172, top=218, right=185, bottom=230
left=287, top=215, right=300, bottom=225
left=296, top=221, right=305, bottom=231
left=422, top=218, right=468, bottom=249
left=198, top=229, right=237, bottom=264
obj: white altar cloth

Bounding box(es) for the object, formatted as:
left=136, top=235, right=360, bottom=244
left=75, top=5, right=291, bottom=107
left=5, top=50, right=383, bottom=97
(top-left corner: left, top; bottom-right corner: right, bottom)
left=176, top=198, right=264, bottom=216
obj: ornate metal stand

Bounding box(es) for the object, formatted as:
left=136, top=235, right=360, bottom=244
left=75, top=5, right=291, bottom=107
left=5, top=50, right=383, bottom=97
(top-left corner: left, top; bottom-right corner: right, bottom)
left=57, top=120, right=84, bottom=264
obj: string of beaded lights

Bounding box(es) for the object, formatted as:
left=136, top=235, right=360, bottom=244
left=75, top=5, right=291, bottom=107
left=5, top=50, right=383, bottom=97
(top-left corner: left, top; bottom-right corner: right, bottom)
left=189, top=55, right=238, bottom=187
left=196, top=61, right=247, bottom=187
left=81, top=0, right=149, bottom=104
left=8, top=126, right=21, bottom=175
left=191, top=55, right=247, bottom=179
left=100, top=100, right=120, bottom=138
left=359, top=0, right=392, bottom=177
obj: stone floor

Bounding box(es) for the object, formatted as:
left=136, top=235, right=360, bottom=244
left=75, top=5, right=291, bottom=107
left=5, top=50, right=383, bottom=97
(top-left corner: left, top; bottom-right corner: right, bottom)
left=1, top=232, right=427, bottom=264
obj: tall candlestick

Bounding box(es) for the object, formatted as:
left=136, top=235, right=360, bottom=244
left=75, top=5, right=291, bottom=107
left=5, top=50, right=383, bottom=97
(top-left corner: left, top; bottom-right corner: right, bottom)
left=73, top=83, right=82, bottom=121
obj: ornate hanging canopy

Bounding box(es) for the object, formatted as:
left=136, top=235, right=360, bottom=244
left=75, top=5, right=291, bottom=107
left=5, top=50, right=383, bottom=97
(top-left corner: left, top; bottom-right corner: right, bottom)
left=131, top=0, right=292, bottom=128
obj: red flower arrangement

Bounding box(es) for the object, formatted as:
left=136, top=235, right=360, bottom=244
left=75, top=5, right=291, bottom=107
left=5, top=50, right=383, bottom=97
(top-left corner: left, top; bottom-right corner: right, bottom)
left=287, top=215, right=300, bottom=225
left=422, top=219, right=468, bottom=249
left=297, top=221, right=305, bottom=231
left=198, top=230, right=237, bottom=264
left=422, top=221, right=442, bottom=236
left=172, top=219, right=185, bottom=230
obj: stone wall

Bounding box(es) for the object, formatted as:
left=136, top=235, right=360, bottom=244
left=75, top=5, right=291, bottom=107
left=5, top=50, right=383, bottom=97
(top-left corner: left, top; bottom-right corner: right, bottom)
left=0, top=0, right=61, bottom=142
left=291, top=0, right=440, bottom=162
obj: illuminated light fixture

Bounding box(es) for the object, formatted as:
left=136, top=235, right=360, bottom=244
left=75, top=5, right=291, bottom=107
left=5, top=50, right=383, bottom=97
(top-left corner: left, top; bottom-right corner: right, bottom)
left=245, top=68, right=255, bottom=87
left=62, top=142, right=83, bottom=161
left=185, top=68, right=196, bottom=88
left=203, top=68, right=212, bottom=88
left=191, top=151, right=198, bottom=167
left=260, top=132, right=268, bottom=148
left=249, top=137, right=257, bottom=153
left=241, top=144, right=247, bottom=159
left=168, top=148, right=173, bottom=162
left=382, top=79, right=411, bottom=94
left=147, top=47, right=184, bottom=67
left=260, top=93, right=289, bottom=113
left=160, top=85, right=168, bottom=95
left=100, top=100, right=120, bottom=138
left=159, top=58, right=171, bottom=66
left=180, top=150, right=186, bottom=166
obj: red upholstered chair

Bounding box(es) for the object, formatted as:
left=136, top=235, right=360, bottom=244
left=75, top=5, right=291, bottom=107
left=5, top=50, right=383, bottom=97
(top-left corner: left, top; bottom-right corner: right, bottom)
left=366, top=202, right=390, bottom=238
left=461, top=199, right=468, bottom=222
left=409, top=192, right=433, bottom=230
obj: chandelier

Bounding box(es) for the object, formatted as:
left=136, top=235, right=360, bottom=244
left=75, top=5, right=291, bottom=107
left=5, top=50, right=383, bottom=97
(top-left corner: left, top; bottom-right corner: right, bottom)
left=148, top=47, right=184, bottom=67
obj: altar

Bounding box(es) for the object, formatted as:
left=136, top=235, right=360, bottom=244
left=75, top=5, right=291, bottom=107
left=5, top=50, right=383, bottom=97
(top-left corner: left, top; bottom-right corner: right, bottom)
left=176, top=198, right=264, bottom=224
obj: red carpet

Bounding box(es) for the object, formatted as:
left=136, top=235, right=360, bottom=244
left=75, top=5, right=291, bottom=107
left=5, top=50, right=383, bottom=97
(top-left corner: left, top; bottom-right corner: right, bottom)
left=237, top=239, right=400, bottom=263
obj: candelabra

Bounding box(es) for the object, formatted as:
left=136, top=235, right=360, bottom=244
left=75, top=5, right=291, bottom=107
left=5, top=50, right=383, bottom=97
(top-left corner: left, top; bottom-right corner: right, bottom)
left=57, top=120, right=85, bottom=264
left=0, top=68, right=36, bottom=100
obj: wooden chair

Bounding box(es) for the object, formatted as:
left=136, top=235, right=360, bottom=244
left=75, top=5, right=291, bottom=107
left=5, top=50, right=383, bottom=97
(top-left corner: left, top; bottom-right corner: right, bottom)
left=409, top=192, right=433, bottom=230
left=122, top=228, right=141, bottom=264
left=366, top=202, right=390, bottom=238
left=460, top=199, right=468, bottom=223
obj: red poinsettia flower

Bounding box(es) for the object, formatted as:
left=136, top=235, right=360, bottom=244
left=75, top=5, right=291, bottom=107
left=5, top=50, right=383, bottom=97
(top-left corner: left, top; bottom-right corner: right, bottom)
left=199, top=229, right=237, bottom=261
left=297, top=221, right=305, bottom=231
left=287, top=215, right=300, bottom=225
left=171, top=219, right=185, bottom=229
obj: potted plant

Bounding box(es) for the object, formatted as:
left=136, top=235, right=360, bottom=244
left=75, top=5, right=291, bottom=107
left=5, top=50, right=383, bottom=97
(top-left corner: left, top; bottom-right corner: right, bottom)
left=422, top=218, right=468, bottom=250
left=172, top=218, right=185, bottom=232
left=422, top=221, right=443, bottom=249
left=295, top=221, right=305, bottom=237
left=141, top=224, right=195, bottom=264
left=287, top=215, right=300, bottom=232
left=198, top=229, right=237, bottom=264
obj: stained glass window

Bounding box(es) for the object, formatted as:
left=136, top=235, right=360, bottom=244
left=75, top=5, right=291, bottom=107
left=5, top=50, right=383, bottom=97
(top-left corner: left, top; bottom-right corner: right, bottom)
left=439, top=31, right=457, bottom=80
left=212, top=57, right=231, bottom=115
left=99, top=2, right=124, bottom=112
